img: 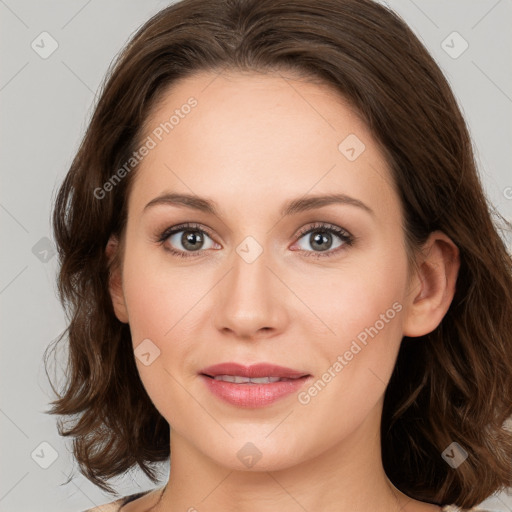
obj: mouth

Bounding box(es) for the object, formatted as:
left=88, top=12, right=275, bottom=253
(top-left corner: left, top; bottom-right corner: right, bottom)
left=198, top=362, right=312, bottom=408
left=200, top=374, right=306, bottom=384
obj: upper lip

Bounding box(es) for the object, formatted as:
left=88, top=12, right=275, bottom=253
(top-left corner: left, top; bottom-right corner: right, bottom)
left=200, top=362, right=310, bottom=379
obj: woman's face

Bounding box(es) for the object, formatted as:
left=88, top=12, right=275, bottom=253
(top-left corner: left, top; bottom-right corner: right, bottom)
left=111, top=70, right=418, bottom=471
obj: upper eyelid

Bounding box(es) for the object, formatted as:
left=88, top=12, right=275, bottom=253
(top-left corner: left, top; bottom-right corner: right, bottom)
left=296, top=222, right=351, bottom=237
left=163, top=222, right=215, bottom=239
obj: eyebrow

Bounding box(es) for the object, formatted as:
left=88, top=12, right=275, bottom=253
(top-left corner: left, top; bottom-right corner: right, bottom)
left=143, top=192, right=374, bottom=217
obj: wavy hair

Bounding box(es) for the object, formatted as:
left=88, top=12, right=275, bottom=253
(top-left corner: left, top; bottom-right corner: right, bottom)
left=44, top=0, right=512, bottom=507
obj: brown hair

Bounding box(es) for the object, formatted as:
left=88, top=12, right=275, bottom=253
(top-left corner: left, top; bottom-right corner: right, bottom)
left=44, top=0, right=512, bottom=507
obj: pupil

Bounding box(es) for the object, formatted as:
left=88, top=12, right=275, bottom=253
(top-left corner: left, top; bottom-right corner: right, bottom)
left=311, top=232, right=331, bottom=251
left=183, top=230, right=203, bottom=250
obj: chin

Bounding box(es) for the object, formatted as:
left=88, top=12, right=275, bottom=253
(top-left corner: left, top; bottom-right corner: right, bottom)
left=205, top=439, right=307, bottom=473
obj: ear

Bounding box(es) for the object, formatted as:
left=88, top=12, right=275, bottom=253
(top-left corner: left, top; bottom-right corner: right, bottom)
left=105, top=235, right=129, bottom=323
left=402, top=231, right=460, bottom=337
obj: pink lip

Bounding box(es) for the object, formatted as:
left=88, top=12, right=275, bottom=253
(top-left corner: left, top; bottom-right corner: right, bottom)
left=200, top=362, right=309, bottom=379
left=199, top=362, right=312, bottom=408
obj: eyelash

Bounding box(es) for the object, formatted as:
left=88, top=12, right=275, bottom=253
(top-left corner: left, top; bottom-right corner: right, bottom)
left=156, top=221, right=355, bottom=259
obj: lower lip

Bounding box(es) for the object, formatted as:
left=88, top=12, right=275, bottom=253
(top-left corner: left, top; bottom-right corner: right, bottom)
left=200, top=374, right=311, bottom=408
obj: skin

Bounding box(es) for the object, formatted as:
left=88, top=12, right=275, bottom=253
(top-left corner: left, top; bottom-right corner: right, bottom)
left=107, top=70, right=460, bottom=512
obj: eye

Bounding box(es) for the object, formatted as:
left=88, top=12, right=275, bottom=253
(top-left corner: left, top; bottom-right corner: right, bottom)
left=157, top=223, right=220, bottom=258
left=292, top=222, right=354, bottom=258
left=156, top=221, right=354, bottom=259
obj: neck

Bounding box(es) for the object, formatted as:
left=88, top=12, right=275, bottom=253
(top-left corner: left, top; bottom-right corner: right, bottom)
left=157, top=404, right=413, bottom=512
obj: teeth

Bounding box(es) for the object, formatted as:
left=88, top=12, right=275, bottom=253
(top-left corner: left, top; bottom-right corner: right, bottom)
left=212, top=375, right=284, bottom=384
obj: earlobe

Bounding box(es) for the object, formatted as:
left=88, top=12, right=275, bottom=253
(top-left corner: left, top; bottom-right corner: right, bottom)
left=402, top=231, right=460, bottom=337
left=105, top=235, right=129, bottom=324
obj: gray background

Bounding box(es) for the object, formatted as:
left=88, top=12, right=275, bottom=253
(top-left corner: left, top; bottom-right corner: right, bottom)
left=1, top=0, right=511, bottom=510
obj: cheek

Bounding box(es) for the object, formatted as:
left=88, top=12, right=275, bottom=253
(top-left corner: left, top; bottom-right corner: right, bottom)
left=120, top=252, right=195, bottom=419
left=300, top=248, right=407, bottom=347
left=122, top=267, right=169, bottom=344
left=121, top=246, right=206, bottom=396
left=121, top=242, right=193, bottom=341
left=299, top=248, right=408, bottom=413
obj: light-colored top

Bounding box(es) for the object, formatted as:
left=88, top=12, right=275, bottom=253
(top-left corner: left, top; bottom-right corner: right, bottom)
left=82, top=492, right=494, bottom=512
left=441, top=507, right=494, bottom=512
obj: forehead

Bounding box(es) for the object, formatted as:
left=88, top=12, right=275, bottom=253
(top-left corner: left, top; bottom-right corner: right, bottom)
left=128, top=70, right=399, bottom=221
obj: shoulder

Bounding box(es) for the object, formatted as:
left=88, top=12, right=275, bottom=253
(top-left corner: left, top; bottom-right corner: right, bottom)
left=81, top=496, right=125, bottom=512
left=441, top=506, right=495, bottom=512
left=81, top=490, right=152, bottom=512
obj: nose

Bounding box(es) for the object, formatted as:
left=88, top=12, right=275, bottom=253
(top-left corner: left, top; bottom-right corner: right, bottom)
left=213, top=245, right=289, bottom=340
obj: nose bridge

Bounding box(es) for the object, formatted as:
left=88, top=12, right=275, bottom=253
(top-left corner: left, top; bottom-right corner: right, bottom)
left=239, top=240, right=268, bottom=281
left=229, top=236, right=274, bottom=306
left=214, top=235, right=285, bottom=336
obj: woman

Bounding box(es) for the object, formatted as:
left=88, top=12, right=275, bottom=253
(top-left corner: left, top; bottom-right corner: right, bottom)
left=44, top=0, right=512, bottom=511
